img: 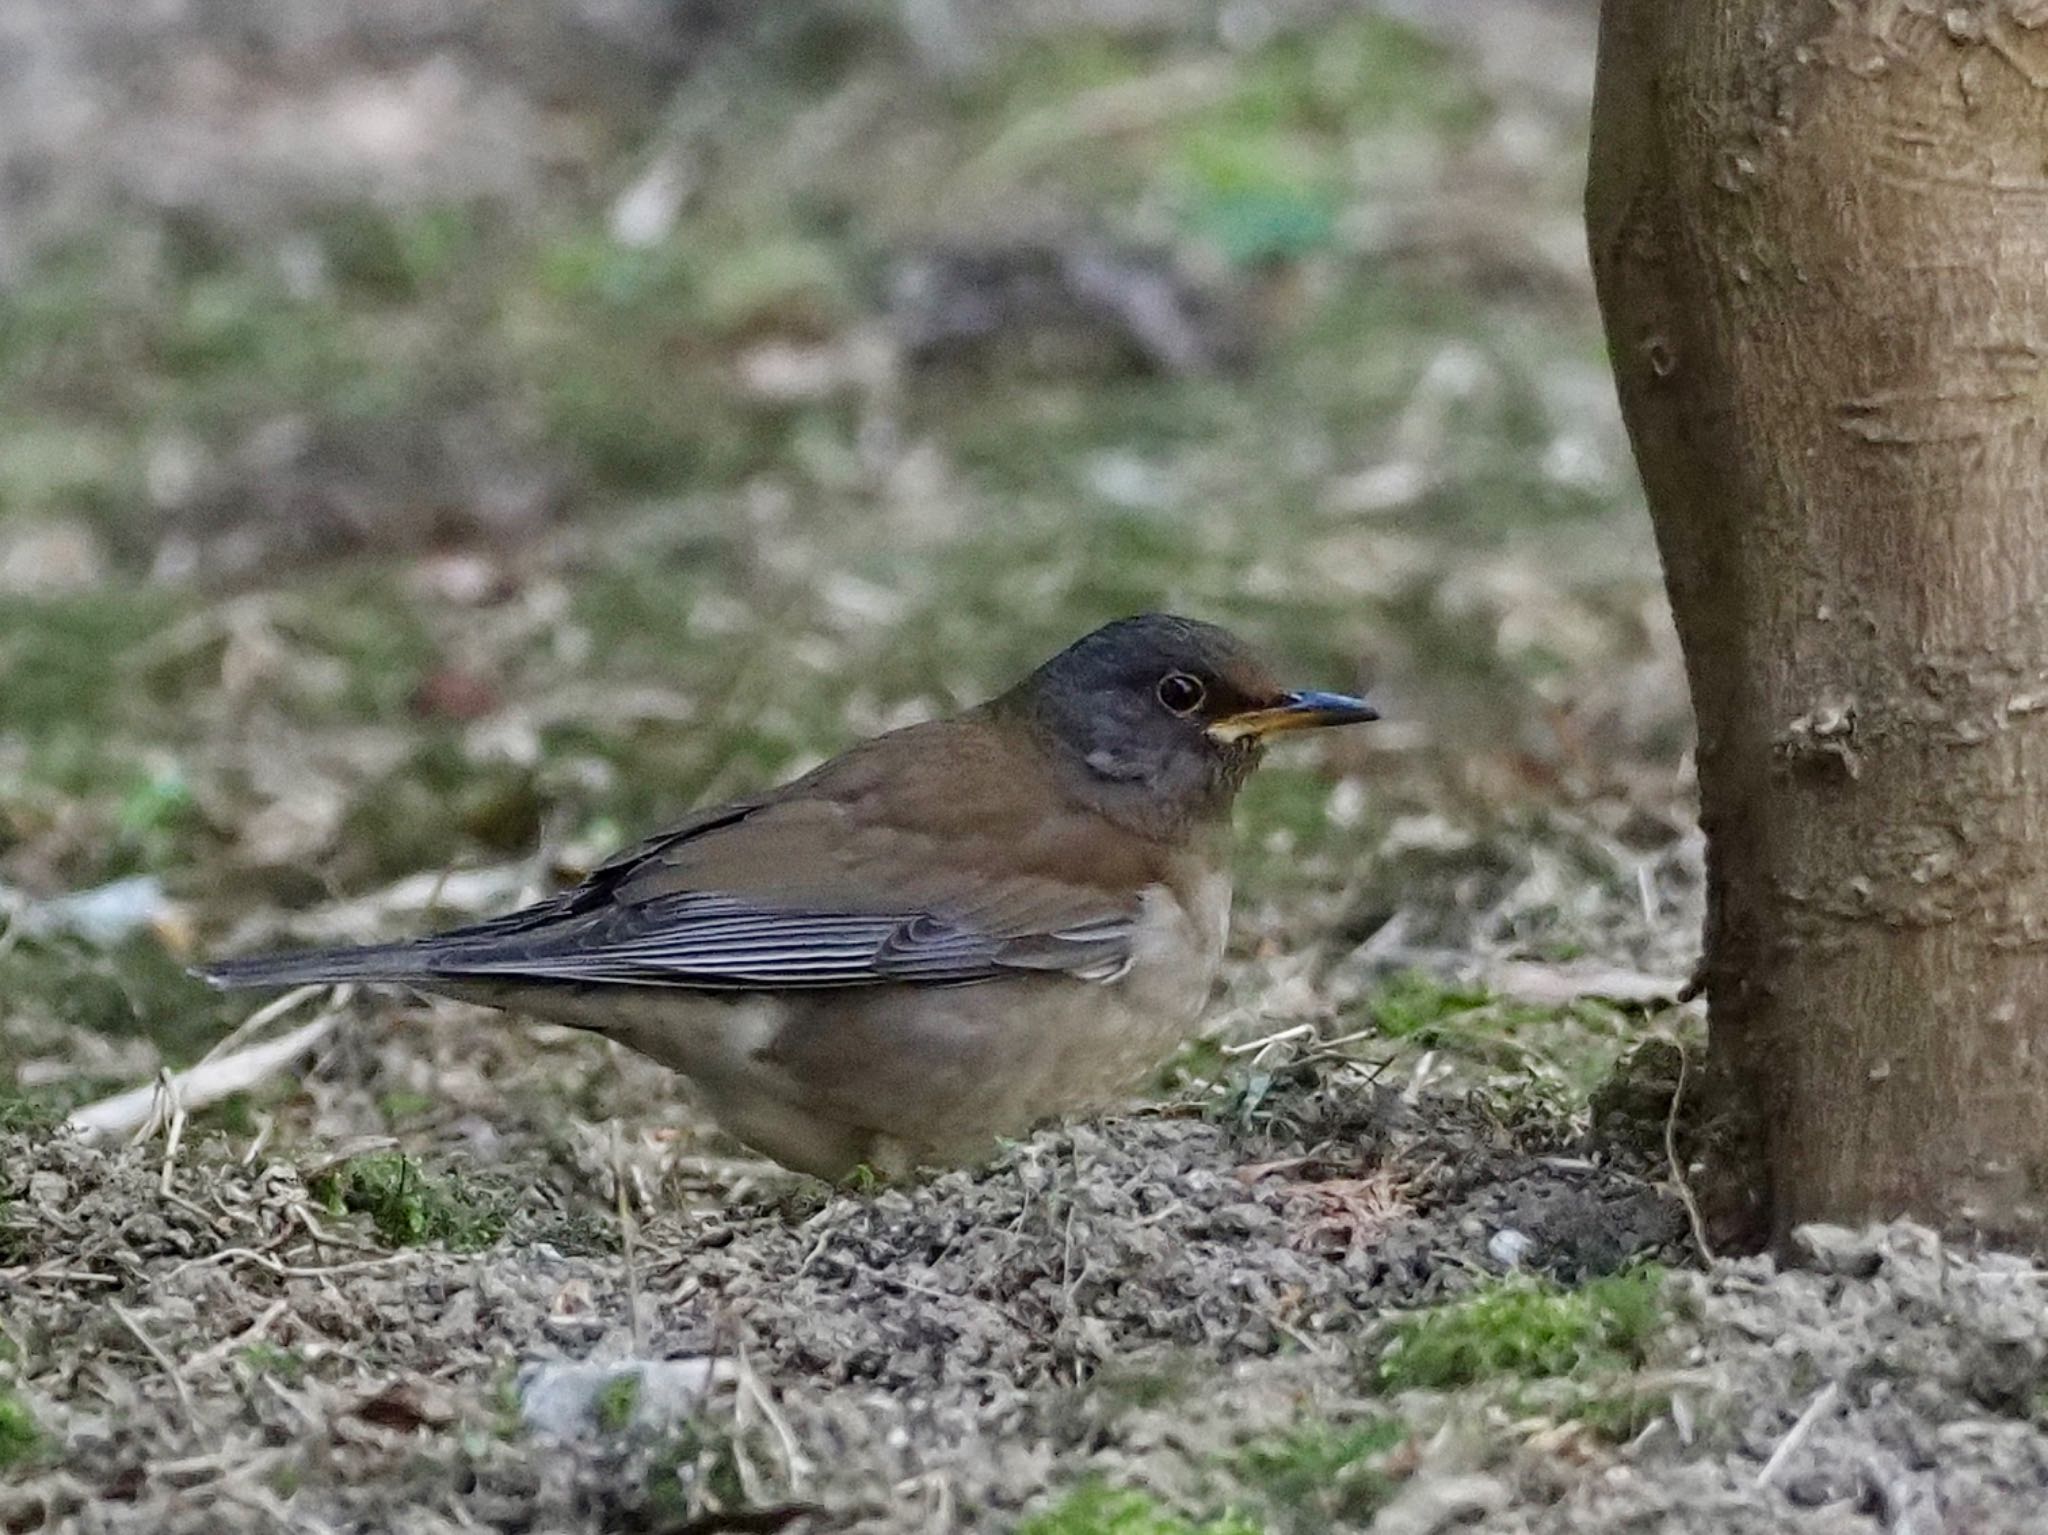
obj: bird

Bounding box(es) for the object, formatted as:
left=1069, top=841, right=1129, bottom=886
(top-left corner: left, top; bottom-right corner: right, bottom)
left=199, top=614, right=1378, bottom=1179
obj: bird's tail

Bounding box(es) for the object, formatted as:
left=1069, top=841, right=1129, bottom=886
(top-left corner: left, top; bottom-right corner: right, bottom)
left=195, top=941, right=441, bottom=991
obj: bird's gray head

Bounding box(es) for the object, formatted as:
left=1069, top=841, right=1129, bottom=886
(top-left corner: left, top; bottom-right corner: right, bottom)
left=999, top=614, right=1378, bottom=831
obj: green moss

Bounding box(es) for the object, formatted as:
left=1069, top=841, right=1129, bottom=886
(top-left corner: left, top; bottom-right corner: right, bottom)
left=839, top=1163, right=885, bottom=1194
left=1147, top=1036, right=1228, bottom=1096
left=1367, top=971, right=1498, bottom=1041
left=1569, top=1381, right=1673, bottom=1442
left=238, top=1343, right=307, bottom=1384
left=0, top=1098, right=63, bottom=1135
left=1356, top=970, right=1642, bottom=1112
left=0, top=1389, right=40, bottom=1470
left=1081, top=1353, right=1207, bottom=1414
left=1376, top=1269, right=1665, bottom=1393
left=595, top=1372, right=641, bottom=1434
left=308, top=1153, right=507, bottom=1252
left=647, top=1420, right=753, bottom=1522
left=1232, top=1417, right=1405, bottom=1532
left=1018, top=1483, right=1260, bottom=1535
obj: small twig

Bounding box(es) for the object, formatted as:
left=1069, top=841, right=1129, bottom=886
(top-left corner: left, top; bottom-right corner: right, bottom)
left=291, top=1201, right=382, bottom=1254
left=1222, top=1022, right=1316, bottom=1057
left=1401, top=1049, right=1439, bottom=1104
left=1233, top=1144, right=1337, bottom=1184
left=162, top=1190, right=227, bottom=1235
left=1757, top=1380, right=1841, bottom=1488
left=167, top=1246, right=420, bottom=1282
left=735, top=1342, right=807, bottom=1493
left=613, top=1120, right=647, bottom=1356
left=1665, top=1042, right=1716, bottom=1263
left=792, top=1222, right=836, bottom=1280
left=158, top=1070, right=189, bottom=1196
left=112, top=1302, right=202, bottom=1434
left=241, top=1112, right=275, bottom=1168
left=7, top=1267, right=124, bottom=1287
left=1223, top=1022, right=1383, bottom=1068
left=726, top=1359, right=770, bottom=1506
left=185, top=1299, right=293, bottom=1375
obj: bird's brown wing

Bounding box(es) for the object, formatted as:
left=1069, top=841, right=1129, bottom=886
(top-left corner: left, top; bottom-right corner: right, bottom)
left=310, top=715, right=1166, bottom=990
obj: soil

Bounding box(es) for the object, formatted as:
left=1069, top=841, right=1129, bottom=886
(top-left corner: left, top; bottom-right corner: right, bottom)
left=10, top=1050, right=2048, bottom=1533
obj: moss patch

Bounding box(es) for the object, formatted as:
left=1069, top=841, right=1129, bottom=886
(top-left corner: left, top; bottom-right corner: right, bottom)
left=0, top=1389, right=41, bottom=1470
left=308, top=1153, right=508, bottom=1252
left=1019, top=1483, right=1258, bottom=1535
left=1377, top=1268, right=1665, bottom=1392
left=594, top=1373, right=641, bottom=1435
left=1232, top=1416, right=1407, bottom=1531
left=237, top=1343, right=308, bottom=1385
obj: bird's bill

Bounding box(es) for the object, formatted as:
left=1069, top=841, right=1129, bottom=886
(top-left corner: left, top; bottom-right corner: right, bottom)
left=1207, top=689, right=1380, bottom=743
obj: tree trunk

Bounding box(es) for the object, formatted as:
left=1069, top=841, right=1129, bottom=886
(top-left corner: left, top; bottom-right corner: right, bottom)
left=1586, top=0, right=2048, bottom=1251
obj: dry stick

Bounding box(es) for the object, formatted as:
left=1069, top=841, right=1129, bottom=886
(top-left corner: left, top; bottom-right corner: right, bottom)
left=1666, top=1041, right=1716, bottom=1264
left=1222, top=1022, right=1316, bottom=1058
left=735, top=1341, right=808, bottom=1494
left=168, top=1247, right=418, bottom=1282
left=240, top=1112, right=275, bottom=1168
left=726, top=1349, right=771, bottom=1507
left=157, top=1070, right=189, bottom=1196
left=111, top=1301, right=202, bottom=1436
left=1757, top=1381, right=1842, bottom=1488
left=9, top=1269, right=122, bottom=1288
left=184, top=1299, right=293, bottom=1376
left=66, top=1012, right=343, bottom=1143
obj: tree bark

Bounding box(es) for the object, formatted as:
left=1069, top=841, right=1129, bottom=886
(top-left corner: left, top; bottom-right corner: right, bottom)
left=1586, top=0, right=2048, bottom=1250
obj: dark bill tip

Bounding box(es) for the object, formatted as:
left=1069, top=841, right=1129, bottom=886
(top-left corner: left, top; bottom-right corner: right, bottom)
left=1280, top=689, right=1380, bottom=726
left=1208, top=689, right=1381, bottom=742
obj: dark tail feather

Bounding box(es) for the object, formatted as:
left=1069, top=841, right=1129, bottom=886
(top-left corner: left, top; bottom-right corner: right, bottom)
left=194, top=941, right=442, bottom=990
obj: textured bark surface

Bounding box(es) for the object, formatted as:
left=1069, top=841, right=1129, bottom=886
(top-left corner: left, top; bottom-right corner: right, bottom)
left=1587, top=0, right=2048, bottom=1249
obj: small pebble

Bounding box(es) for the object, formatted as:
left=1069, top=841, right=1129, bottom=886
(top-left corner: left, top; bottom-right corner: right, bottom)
left=1488, top=1227, right=1534, bottom=1268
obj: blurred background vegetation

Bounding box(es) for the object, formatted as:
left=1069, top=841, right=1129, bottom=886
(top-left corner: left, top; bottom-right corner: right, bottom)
left=0, top=0, right=1692, bottom=1136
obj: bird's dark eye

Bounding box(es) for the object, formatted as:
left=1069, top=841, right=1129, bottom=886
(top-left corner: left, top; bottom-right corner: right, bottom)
left=1156, top=672, right=1206, bottom=715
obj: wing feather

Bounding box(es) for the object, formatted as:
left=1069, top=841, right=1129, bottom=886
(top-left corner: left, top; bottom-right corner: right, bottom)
left=403, top=890, right=1134, bottom=990
left=213, top=715, right=1164, bottom=994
